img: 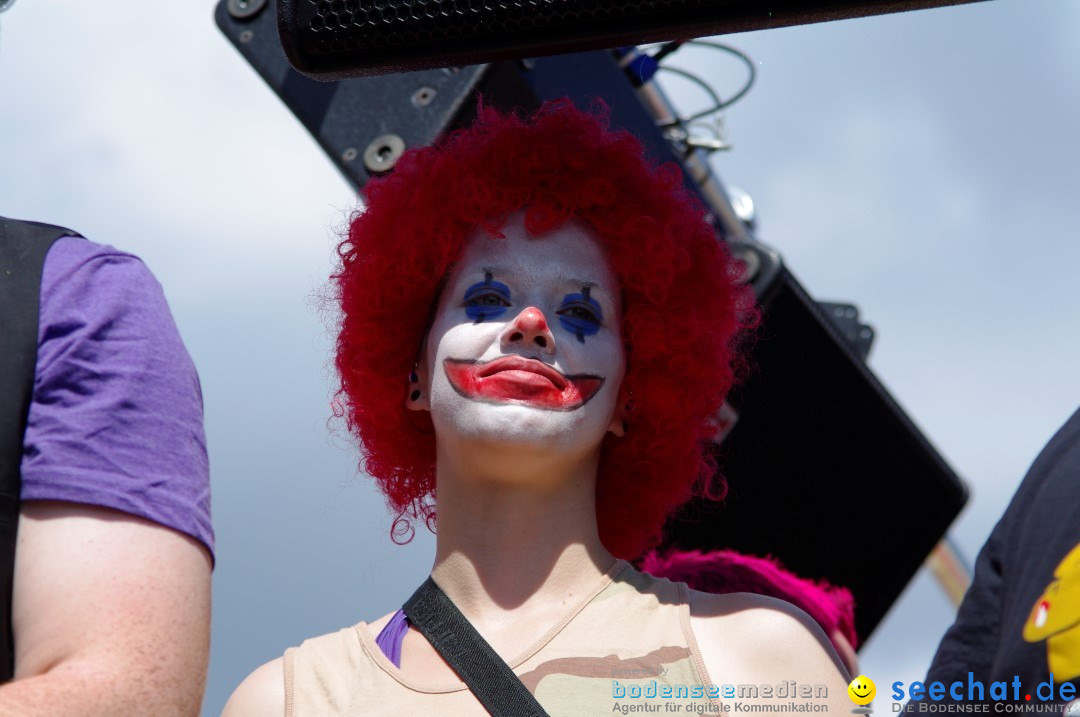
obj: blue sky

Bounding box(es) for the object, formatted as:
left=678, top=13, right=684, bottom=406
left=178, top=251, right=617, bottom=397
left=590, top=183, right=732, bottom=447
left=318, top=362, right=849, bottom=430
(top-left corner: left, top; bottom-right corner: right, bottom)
left=2, top=1, right=1078, bottom=713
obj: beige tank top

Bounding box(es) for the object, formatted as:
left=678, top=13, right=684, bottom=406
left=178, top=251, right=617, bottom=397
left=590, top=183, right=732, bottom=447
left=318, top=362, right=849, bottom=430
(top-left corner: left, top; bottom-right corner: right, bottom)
left=283, top=560, right=719, bottom=716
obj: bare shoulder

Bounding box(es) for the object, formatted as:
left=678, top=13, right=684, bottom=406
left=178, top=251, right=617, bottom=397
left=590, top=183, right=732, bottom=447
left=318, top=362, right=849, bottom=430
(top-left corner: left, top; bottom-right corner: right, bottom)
left=366, top=610, right=398, bottom=636
left=222, top=657, right=286, bottom=717
left=687, top=590, right=852, bottom=712
left=688, top=589, right=850, bottom=680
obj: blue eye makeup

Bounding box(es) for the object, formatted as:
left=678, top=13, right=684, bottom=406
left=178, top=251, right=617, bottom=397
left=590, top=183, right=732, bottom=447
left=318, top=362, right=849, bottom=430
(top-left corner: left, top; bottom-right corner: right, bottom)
left=462, top=274, right=604, bottom=339
left=463, top=271, right=511, bottom=323
left=557, top=286, right=603, bottom=343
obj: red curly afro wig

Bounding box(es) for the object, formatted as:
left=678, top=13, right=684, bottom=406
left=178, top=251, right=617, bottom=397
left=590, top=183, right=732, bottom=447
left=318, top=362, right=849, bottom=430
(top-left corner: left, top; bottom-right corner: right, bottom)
left=332, top=97, right=756, bottom=559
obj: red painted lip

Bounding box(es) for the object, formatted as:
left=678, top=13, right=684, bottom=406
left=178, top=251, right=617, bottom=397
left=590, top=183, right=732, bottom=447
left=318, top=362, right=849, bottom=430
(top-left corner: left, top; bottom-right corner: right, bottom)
left=443, top=357, right=603, bottom=411
left=478, top=355, right=568, bottom=388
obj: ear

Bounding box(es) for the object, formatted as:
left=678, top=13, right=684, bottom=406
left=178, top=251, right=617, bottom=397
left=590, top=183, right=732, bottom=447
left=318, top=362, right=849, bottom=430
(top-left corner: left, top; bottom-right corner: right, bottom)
left=607, top=383, right=631, bottom=437
left=405, top=354, right=432, bottom=413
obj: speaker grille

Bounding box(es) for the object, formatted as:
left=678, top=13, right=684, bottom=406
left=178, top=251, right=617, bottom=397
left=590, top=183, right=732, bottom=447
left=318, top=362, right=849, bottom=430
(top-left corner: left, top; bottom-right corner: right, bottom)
left=300, top=0, right=700, bottom=55
left=277, top=0, right=984, bottom=78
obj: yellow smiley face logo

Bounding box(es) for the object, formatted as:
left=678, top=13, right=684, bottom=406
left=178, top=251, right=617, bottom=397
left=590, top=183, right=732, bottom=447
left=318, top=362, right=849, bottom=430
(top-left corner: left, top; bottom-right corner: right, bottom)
left=848, top=675, right=876, bottom=705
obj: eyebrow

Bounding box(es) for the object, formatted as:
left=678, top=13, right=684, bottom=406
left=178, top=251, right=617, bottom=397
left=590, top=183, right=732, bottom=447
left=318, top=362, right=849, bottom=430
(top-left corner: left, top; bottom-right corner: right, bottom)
left=477, top=265, right=602, bottom=293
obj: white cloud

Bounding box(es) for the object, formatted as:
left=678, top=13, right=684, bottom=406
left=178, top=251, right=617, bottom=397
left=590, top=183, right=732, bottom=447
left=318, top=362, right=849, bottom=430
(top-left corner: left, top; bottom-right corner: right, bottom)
left=0, top=0, right=358, bottom=311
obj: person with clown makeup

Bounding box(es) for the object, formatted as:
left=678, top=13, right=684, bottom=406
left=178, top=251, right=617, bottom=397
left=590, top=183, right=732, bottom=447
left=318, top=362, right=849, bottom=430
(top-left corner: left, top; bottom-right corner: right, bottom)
left=224, top=99, right=853, bottom=716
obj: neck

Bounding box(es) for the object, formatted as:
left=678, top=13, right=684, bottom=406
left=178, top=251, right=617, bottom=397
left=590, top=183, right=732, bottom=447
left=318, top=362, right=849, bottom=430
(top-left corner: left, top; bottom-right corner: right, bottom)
left=429, top=436, right=618, bottom=631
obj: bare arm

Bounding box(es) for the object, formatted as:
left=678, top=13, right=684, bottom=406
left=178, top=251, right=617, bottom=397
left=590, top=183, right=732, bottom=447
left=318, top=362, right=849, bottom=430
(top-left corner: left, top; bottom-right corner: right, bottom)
left=222, top=658, right=285, bottom=717
left=0, top=501, right=211, bottom=717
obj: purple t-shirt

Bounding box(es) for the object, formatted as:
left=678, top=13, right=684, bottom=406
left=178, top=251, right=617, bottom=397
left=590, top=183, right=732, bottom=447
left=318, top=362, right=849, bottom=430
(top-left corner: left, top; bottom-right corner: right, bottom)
left=19, top=237, right=214, bottom=559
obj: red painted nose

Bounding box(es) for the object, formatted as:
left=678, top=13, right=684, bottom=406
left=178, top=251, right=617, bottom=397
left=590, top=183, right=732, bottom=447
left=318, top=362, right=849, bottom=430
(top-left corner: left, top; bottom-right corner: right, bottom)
left=515, top=307, right=548, bottom=332
left=503, top=306, right=556, bottom=352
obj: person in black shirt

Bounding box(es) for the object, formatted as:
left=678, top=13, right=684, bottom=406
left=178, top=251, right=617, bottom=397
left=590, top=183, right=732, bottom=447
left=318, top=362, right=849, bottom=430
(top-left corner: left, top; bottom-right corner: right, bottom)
left=910, top=407, right=1080, bottom=712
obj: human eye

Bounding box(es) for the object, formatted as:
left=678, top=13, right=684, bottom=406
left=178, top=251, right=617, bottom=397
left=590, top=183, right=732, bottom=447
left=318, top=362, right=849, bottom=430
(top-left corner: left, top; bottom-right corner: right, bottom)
left=559, top=303, right=600, bottom=323
left=463, top=276, right=511, bottom=322
left=557, top=291, right=603, bottom=342
left=466, top=292, right=510, bottom=307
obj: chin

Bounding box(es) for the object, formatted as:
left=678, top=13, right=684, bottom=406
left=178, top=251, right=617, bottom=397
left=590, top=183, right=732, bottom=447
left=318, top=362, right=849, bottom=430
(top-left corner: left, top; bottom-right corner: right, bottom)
left=434, top=400, right=609, bottom=454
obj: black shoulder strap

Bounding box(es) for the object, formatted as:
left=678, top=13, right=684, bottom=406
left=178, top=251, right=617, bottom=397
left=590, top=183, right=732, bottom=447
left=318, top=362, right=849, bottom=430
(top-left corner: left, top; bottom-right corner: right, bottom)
left=0, top=217, right=83, bottom=682
left=402, top=577, right=550, bottom=717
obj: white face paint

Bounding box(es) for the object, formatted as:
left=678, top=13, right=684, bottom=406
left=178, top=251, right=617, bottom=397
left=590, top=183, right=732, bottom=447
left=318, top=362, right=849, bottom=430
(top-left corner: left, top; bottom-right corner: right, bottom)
left=413, top=211, right=626, bottom=457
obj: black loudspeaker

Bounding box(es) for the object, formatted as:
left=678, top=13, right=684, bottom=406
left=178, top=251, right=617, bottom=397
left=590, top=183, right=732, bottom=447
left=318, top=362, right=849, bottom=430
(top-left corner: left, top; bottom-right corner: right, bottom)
left=270, top=0, right=987, bottom=79
left=216, top=1, right=718, bottom=200
left=669, top=241, right=967, bottom=644
left=217, top=2, right=967, bottom=643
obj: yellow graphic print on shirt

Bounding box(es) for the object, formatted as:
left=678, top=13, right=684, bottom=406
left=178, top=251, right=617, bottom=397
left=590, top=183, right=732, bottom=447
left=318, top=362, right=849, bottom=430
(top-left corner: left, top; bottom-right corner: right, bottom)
left=1023, top=542, right=1080, bottom=681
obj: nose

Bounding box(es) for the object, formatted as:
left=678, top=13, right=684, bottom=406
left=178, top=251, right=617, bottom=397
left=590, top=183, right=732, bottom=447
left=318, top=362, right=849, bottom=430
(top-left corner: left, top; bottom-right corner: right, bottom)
left=501, top=306, right=556, bottom=355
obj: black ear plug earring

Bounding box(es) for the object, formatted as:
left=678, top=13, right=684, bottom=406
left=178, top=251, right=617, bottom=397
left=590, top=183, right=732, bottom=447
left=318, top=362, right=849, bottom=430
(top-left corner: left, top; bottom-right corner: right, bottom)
left=409, top=368, right=420, bottom=401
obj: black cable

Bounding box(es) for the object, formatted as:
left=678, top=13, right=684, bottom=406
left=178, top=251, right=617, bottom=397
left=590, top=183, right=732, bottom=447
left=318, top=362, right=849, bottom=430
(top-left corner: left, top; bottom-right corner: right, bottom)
left=650, top=40, right=684, bottom=64
left=685, top=40, right=756, bottom=117
left=655, top=65, right=725, bottom=121
left=651, top=40, right=757, bottom=120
